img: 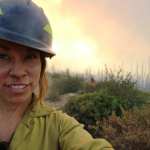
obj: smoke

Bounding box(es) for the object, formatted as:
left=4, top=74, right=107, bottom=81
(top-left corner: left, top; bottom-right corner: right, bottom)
left=34, top=0, right=150, bottom=73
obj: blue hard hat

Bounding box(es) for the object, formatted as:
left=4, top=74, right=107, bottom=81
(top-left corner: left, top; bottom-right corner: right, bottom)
left=0, top=0, right=55, bottom=58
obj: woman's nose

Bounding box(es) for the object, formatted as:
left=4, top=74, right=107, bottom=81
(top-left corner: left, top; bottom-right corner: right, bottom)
left=9, top=61, right=27, bottom=78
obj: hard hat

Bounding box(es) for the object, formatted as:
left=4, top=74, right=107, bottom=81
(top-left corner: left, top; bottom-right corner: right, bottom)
left=0, top=0, right=55, bottom=58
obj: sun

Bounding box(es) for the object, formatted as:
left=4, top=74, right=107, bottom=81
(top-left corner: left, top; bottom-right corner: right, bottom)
left=74, top=41, right=92, bottom=56
left=72, top=40, right=97, bottom=60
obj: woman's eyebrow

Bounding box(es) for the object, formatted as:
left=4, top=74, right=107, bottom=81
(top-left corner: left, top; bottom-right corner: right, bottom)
left=26, top=48, right=40, bottom=55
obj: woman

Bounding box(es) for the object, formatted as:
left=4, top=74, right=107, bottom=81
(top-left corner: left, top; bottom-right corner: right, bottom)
left=0, top=0, right=114, bottom=149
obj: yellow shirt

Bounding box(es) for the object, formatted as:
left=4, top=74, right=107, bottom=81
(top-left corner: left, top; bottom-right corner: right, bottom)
left=9, top=101, right=114, bottom=150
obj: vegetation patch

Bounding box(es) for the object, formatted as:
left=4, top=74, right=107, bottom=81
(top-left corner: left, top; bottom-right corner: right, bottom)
left=99, top=106, right=150, bottom=150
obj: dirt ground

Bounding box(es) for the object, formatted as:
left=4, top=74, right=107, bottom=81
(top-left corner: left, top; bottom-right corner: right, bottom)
left=48, top=93, right=77, bottom=109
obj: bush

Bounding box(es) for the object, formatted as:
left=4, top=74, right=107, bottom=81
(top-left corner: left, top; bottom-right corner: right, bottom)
left=64, top=90, right=123, bottom=126
left=98, top=105, right=150, bottom=150
left=89, top=69, right=147, bottom=109
left=64, top=88, right=148, bottom=138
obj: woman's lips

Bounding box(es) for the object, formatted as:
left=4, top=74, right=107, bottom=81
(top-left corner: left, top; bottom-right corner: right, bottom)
left=5, top=84, right=30, bottom=93
left=9, top=84, right=27, bottom=89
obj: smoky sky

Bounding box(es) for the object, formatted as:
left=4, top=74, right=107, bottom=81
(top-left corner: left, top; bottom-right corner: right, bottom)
left=58, top=0, right=150, bottom=61
left=41, top=0, right=150, bottom=72
left=60, top=0, right=150, bottom=39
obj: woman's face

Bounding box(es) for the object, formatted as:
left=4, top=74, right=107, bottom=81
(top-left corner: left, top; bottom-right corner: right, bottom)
left=0, top=40, right=41, bottom=105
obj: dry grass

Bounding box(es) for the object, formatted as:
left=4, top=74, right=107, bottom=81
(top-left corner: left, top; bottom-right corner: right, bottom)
left=96, top=105, right=150, bottom=150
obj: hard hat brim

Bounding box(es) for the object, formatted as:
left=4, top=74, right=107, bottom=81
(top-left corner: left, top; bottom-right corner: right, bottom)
left=0, top=27, right=55, bottom=58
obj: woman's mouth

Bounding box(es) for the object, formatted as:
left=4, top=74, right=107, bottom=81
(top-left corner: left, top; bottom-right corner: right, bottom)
left=10, top=84, right=27, bottom=89
left=5, top=83, right=30, bottom=93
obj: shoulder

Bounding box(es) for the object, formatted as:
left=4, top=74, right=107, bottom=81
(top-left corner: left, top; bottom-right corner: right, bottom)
left=27, top=101, right=114, bottom=150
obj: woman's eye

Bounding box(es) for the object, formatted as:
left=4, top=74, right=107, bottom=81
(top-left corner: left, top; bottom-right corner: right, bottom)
left=0, top=54, right=9, bottom=60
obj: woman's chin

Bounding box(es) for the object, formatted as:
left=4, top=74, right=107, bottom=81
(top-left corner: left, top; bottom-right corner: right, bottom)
left=3, top=90, right=32, bottom=105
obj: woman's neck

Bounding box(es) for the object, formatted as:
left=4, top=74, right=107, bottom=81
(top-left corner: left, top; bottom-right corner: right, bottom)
left=0, top=98, right=32, bottom=142
left=0, top=99, right=31, bottom=118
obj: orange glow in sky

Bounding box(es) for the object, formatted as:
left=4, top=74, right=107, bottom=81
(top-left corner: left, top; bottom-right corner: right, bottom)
left=33, top=0, right=150, bottom=73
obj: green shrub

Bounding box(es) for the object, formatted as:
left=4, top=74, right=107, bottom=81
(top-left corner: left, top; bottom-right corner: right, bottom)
left=64, top=90, right=123, bottom=126
left=91, top=69, right=146, bottom=109
left=64, top=88, right=148, bottom=138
